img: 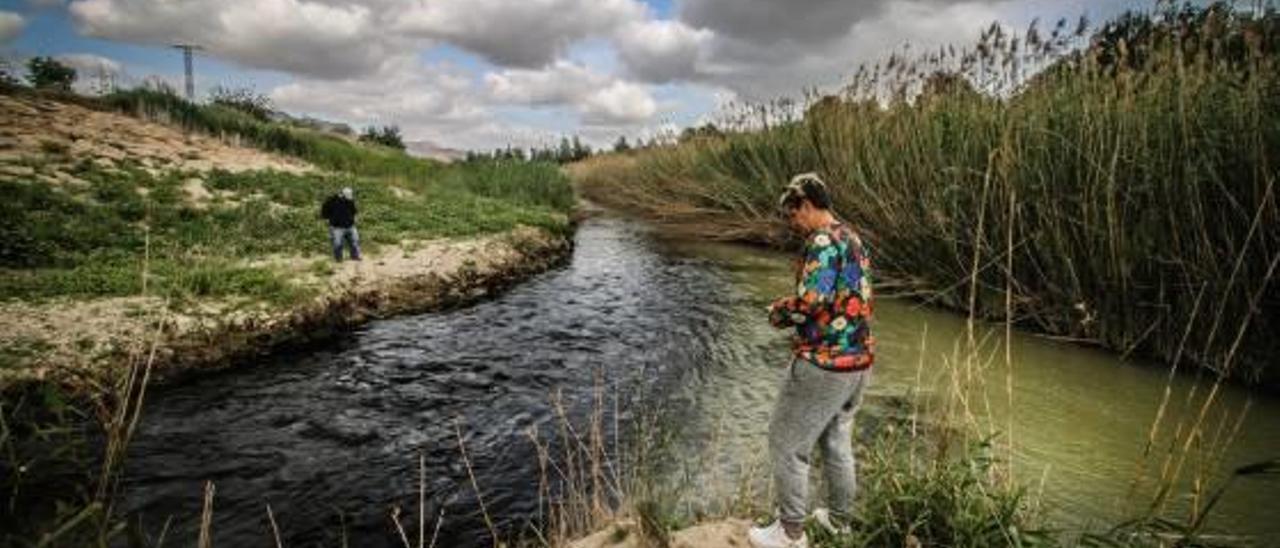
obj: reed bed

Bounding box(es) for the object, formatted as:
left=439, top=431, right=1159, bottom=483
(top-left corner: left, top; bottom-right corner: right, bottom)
left=575, top=3, right=1280, bottom=386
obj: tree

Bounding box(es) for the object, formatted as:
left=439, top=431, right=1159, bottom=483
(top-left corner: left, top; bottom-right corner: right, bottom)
left=26, top=57, right=76, bottom=91
left=557, top=137, right=573, bottom=162
left=613, top=135, right=631, bottom=153
left=0, top=64, right=17, bottom=88
left=679, top=123, right=725, bottom=143
left=359, top=125, right=405, bottom=150
left=571, top=136, right=590, bottom=161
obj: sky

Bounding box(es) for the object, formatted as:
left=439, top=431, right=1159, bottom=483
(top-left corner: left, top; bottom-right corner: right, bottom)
left=0, top=0, right=1147, bottom=151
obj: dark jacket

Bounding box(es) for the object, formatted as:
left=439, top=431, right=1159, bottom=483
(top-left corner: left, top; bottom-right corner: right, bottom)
left=320, top=195, right=357, bottom=228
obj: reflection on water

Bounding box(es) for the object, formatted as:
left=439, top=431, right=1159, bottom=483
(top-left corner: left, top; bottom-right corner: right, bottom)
left=122, top=216, right=1280, bottom=546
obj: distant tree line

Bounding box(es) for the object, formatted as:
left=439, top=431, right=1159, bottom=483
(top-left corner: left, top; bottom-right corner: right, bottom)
left=465, top=135, right=594, bottom=164
left=464, top=125, right=728, bottom=165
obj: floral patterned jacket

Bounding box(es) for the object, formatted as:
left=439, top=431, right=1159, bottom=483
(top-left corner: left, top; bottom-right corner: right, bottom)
left=768, top=221, right=875, bottom=371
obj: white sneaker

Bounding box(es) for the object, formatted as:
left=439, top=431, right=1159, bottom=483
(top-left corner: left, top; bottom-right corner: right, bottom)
left=748, top=519, right=808, bottom=548
left=811, top=508, right=851, bottom=535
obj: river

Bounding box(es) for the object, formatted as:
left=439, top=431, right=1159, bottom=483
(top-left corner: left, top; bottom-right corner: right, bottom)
left=120, top=214, right=1280, bottom=546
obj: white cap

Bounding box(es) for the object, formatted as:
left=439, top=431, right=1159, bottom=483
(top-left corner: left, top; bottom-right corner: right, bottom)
left=340, top=187, right=354, bottom=199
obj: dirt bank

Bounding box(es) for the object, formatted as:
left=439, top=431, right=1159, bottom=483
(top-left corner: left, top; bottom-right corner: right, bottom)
left=568, top=519, right=753, bottom=548
left=0, top=225, right=572, bottom=389
left=0, top=92, right=312, bottom=184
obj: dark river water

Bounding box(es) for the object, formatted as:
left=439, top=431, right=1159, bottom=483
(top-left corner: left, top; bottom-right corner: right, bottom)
left=121, top=215, right=1280, bottom=546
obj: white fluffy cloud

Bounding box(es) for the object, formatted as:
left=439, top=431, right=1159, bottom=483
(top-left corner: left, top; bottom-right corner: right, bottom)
left=69, top=0, right=405, bottom=79
left=55, top=52, right=122, bottom=75
left=0, top=11, right=25, bottom=44
left=393, top=0, right=645, bottom=67
left=614, top=19, right=712, bottom=83
left=55, top=0, right=1124, bottom=149
left=486, top=61, right=657, bottom=125
left=625, top=0, right=1014, bottom=100
left=579, top=80, right=659, bottom=125
left=270, top=56, right=483, bottom=132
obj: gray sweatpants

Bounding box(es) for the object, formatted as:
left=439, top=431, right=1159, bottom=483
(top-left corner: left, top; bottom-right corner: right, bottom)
left=769, top=358, right=870, bottom=524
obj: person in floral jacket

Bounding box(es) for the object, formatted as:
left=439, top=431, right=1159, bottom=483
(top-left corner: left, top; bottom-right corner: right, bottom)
left=750, top=173, right=874, bottom=548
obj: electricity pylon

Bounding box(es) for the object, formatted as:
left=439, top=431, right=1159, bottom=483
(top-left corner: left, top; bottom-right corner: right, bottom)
left=171, top=44, right=202, bottom=100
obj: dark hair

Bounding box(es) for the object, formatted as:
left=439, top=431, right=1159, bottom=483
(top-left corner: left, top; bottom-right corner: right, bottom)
left=778, top=172, right=833, bottom=211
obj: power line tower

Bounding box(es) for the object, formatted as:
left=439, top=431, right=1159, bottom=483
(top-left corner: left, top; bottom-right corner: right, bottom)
left=171, top=44, right=202, bottom=100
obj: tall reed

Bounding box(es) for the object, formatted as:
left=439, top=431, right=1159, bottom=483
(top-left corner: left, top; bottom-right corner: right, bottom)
left=575, top=2, right=1280, bottom=387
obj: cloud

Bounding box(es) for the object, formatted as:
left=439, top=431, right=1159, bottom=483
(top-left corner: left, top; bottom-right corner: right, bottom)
left=53, top=0, right=1112, bottom=150
left=394, top=0, right=645, bottom=67
left=55, top=52, right=122, bottom=74
left=680, top=0, right=891, bottom=47
left=0, top=11, right=24, bottom=44
left=579, top=80, right=658, bottom=125
left=614, top=19, right=713, bottom=83
left=268, top=56, right=576, bottom=150
left=641, top=0, right=1010, bottom=100
left=68, top=0, right=406, bottom=79
left=270, top=56, right=483, bottom=129
left=485, top=61, right=657, bottom=125
left=64, top=0, right=651, bottom=76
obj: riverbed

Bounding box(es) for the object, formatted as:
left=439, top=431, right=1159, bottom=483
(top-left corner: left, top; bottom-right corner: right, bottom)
left=120, top=214, right=1280, bottom=546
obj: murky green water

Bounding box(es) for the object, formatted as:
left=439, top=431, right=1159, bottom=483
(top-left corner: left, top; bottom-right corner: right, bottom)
left=654, top=235, right=1280, bottom=541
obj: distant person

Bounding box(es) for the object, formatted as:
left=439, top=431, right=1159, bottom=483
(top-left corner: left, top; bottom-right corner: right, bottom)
left=750, top=173, right=875, bottom=548
left=320, top=187, right=361, bottom=262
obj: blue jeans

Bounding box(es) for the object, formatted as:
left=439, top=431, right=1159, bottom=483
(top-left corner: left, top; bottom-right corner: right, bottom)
left=329, top=226, right=361, bottom=261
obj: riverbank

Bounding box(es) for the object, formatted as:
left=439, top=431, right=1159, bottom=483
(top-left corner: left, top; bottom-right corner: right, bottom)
left=0, top=88, right=576, bottom=391
left=0, top=224, right=572, bottom=388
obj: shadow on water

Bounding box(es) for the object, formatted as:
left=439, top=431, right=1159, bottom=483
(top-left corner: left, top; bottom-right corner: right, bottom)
left=121, top=215, right=1280, bottom=546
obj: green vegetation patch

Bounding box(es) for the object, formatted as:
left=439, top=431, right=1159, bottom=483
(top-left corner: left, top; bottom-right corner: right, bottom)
left=0, top=158, right=573, bottom=304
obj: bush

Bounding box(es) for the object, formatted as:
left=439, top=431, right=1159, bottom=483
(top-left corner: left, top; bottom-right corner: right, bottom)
left=25, top=57, right=76, bottom=91
left=358, top=125, right=406, bottom=150
left=207, top=86, right=275, bottom=121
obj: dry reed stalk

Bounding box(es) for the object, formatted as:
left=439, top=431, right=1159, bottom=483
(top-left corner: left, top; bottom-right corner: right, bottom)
left=197, top=481, right=215, bottom=548
left=428, top=507, right=445, bottom=548
left=93, top=208, right=170, bottom=538
left=1004, top=183, right=1016, bottom=475
left=155, top=516, right=172, bottom=548
left=454, top=419, right=498, bottom=547
left=391, top=506, right=411, bottom=548
left=266, top=503, right=283, bottom=548
left=418, top=451, right=425, bottom=548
